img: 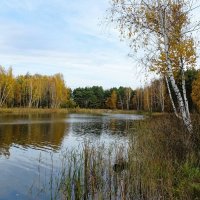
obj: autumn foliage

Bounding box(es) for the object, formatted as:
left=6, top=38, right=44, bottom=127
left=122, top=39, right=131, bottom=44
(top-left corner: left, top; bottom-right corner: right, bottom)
left=192, top=71, right=200, bottom=111
left=0, top=66, right=70, bottom=108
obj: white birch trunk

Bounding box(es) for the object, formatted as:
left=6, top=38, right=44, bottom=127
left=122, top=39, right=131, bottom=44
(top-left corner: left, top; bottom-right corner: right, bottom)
left=159, top=79, right=165, bottom=112
left=119, top=95, right=124, bottom=110
left=0, top=85, right=7, bottom=106
left=180, top=58, right=190, bottom=119
left=28, top=81, right=33, bottom=108
left=165, top=76, right=179, bottom=117
left=146, top=87, right=150, bottom=111
left=158, top=4, right=193, bottom=133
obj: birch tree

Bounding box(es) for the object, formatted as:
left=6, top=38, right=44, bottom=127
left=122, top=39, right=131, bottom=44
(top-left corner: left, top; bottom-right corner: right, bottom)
left=132, top=88, right=143, bottom=111
left=0, top=66, right=14, bottom=107
left=159, top=78, right=165, bottom=112
left=125, top=87, right=132, bottom=110
left=109, top=0, right=199, bottom=133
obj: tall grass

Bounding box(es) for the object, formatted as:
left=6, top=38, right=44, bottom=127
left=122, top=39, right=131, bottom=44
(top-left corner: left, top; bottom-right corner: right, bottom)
left=31, top=115, right=200, bottom=200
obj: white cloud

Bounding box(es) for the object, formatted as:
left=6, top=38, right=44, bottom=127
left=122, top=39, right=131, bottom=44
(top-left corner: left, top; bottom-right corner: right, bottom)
left=0, top=48, right=146, bottom=89
left=0, top=0, right=149, bottom=89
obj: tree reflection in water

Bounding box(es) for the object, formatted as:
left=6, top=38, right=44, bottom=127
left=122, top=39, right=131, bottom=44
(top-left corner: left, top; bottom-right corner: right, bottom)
left=0, top=113, right=68, bottom=157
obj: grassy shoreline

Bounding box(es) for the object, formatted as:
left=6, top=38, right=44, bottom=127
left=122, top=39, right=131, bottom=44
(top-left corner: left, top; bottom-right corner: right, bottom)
left=30, top=115, right=200, bottom=199
left=0, top=108, right=149, bottom=115
left=0, top=108, right=198, bottom=198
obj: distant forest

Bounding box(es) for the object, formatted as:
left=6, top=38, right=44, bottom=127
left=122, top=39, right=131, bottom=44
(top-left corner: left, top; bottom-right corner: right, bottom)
left=0, top=66, right=200, bottom=112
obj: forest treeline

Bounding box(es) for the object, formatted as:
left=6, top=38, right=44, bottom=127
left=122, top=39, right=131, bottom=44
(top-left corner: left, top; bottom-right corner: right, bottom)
left=1, top=66, right=200, bottom=112
left=0, top=67, right=70, bottom=108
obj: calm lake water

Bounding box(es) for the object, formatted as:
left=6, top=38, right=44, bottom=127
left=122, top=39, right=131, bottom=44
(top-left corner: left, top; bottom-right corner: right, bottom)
left=0, top=113, right=143, bottom=200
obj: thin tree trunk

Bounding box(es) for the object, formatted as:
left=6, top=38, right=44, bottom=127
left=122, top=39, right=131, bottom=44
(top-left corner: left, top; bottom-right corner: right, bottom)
left=1, top=89, right=10, bottom=106
left=180, top=57, right=190, bottom=118
left=146, top=87, right=150, bottom=111
left=159, top=5, right=193, bottom=133
left=119, top=95, right=124, bottom=110
left=28, top=81, right=33, bottom=108
left=159, top=78, right=165, bottom=112
left=0, top=85, right=7, bottom=106
left=165, top=76, right=179, bottom=117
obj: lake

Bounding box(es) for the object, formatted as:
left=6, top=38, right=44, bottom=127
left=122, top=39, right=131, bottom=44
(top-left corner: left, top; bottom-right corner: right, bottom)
left=0, top=113, right=143, bottom=200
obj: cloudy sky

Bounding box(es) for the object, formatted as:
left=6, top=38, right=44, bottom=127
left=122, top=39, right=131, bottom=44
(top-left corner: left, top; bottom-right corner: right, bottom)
left=0, top=0, right=152, bottom=89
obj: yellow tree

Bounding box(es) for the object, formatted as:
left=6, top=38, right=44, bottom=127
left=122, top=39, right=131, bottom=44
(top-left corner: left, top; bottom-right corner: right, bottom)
left=50, top=74, right=70, bottom=108
left=14, top=79, right=22, bottom=107
left=143, top=85, right=151, bottom=112
left=109, top=0, right=199, bottom=133
left=192, top=72, right=200, bottom=111
left=32, top=75, right=44, bottom=108
left=125, top=87, right=132, bottom=110
left=106, top=90, right=117, bottom=109
left=0, top=66, right=15, bottom=107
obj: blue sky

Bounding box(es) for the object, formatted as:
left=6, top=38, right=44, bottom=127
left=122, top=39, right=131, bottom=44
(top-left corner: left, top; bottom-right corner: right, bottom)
left=0, top=0, right=148, bottom=89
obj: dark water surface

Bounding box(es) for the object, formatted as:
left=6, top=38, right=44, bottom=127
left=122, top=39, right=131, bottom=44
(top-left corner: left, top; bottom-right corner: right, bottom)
left=0, top=113, right=143, bottom=200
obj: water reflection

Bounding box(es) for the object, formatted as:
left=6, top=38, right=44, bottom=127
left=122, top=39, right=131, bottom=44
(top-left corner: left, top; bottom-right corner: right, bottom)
left=70, top=114, right=135, bottom=137
left=106, top=118, right=131, bottom=136
left=0, top=113, right=68, bottom=158
left=0, top=113, right=142, bottom=200
left=0, top=114, right=139, bottom=158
